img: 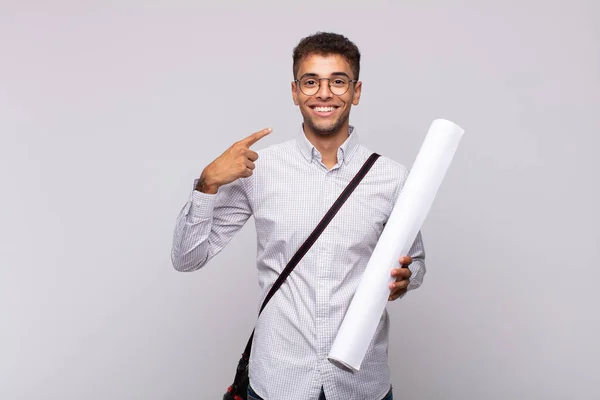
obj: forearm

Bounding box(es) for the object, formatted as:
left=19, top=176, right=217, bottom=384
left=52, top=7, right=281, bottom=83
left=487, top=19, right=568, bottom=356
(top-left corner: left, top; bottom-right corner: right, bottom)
left=171, top=190, right=217, bottom=272
left=407, top=230, right=427, bottom=291
left=171, top=176, right=253, bottom=272
left=407, top=258, right=426, bottom=290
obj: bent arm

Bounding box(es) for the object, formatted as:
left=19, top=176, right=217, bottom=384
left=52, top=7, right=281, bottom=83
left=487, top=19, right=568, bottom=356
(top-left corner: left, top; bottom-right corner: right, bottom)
left=171, top=177, right=252, bottom=272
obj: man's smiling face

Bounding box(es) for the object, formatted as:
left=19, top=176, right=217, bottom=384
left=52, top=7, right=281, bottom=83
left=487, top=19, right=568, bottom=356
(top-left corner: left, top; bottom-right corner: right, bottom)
left=292, top=53, right=362, bottom=137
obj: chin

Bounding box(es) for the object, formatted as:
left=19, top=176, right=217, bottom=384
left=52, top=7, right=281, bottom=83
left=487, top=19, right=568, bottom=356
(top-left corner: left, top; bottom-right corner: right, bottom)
left=314, top=126, right=338, bottom=135
left=306, top=119, right=343, bottom=136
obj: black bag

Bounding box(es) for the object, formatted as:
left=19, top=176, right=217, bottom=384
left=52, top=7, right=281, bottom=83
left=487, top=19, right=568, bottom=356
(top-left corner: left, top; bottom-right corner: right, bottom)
left=223, top=153, right=380, bottom=400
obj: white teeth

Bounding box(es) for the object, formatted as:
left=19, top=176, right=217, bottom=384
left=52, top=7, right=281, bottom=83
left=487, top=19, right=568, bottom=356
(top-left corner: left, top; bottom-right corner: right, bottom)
left=314, top=107, right=335, bottom=112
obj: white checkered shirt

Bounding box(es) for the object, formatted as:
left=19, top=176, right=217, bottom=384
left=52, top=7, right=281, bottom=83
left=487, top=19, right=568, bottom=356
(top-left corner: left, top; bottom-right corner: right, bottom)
left=172, top=126, right=426, bottom=400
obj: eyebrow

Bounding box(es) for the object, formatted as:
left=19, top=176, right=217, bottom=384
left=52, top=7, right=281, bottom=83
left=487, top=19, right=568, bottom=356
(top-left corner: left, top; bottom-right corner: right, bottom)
left=298, top=71, right=352, bottom=80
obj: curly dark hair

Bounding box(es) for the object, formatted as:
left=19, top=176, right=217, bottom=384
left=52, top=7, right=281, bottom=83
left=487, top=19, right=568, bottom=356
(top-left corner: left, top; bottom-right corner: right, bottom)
left=292, top=32, right=361, bottom=80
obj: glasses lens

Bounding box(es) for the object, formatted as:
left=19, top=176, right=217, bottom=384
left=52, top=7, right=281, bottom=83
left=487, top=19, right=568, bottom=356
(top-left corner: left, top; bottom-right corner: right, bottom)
left=330, top=78, right=349, bottom=95
left=300, top=77, right=319, bottom=96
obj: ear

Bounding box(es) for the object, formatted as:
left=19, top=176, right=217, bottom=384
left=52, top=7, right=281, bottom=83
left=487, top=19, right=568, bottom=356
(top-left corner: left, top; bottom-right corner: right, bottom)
left=352, top=80, right=362, bottom=106
left=291, top=80, right=299, bottom=106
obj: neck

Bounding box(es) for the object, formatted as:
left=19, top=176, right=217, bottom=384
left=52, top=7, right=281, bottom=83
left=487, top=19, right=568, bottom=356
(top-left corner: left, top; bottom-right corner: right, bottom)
left=303, top=123, right=350, bottom=169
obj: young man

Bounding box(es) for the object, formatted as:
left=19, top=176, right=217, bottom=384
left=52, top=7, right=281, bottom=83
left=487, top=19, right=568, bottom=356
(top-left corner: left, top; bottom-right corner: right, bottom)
left=171, top=32, right=426, bottom=400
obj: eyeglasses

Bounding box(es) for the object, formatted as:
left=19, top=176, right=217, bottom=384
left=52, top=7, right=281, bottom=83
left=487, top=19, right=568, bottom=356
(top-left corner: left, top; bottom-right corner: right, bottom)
left=294, top=76, right=358, bottom=96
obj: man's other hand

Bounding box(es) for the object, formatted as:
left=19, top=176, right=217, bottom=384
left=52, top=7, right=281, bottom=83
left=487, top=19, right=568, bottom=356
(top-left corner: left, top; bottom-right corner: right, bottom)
left=388, top=256, right=412, bottom=301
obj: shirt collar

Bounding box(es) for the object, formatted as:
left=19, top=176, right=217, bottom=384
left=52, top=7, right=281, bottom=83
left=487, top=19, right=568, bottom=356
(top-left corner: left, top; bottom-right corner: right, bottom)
left=296, top=125, right=360, bottom=166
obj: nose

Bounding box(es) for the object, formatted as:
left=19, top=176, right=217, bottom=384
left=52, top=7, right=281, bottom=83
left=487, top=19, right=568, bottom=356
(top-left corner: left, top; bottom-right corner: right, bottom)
left=316, top=78, right=333, bottom=100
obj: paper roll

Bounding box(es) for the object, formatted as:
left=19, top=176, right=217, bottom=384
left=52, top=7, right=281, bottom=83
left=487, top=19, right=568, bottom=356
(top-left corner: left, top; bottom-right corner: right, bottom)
left=327, top=118, right=465, bottom=371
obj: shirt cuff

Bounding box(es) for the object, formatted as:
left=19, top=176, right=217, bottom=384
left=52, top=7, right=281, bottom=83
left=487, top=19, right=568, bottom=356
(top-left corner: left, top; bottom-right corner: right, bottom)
left=186, top=179, right=218, bottom=220
left=407, top=260, right=425, bottom=291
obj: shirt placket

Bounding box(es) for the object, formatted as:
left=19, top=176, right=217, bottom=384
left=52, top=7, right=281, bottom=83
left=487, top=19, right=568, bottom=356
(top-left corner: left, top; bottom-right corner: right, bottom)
left=315, top=165, right=338, bottom=388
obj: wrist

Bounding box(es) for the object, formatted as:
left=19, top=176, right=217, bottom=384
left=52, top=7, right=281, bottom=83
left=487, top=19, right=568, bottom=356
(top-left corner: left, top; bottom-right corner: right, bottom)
left=195, top=179, right=219, bottom=194
left=195, top=173, right=219, bottom=194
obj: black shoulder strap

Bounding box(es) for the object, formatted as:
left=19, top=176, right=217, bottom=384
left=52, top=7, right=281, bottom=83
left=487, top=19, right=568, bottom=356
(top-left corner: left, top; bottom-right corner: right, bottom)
left=240, top=152, right=380, bottom=360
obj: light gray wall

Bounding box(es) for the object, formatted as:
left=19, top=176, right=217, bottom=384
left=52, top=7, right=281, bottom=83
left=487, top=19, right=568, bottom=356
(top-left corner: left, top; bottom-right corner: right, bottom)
left=1, top=1, right=598, bottom=399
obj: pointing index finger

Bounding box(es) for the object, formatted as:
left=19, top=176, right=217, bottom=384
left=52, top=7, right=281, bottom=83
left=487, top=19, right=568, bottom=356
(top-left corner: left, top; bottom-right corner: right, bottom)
left=242, top=128, right=272, bottom=147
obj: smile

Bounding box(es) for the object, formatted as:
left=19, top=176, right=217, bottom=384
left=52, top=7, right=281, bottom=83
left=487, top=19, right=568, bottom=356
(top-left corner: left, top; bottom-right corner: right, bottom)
left=310, top=106, right=339, bottom=116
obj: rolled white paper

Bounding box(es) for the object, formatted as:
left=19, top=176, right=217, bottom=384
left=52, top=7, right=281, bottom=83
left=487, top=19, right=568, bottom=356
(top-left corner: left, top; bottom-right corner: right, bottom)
left=327, top=118, right=465, bottom=371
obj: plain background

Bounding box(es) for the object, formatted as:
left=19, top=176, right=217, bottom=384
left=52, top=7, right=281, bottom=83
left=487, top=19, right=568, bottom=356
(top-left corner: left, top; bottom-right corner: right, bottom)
left=1, top=1, right=599, bottom=399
